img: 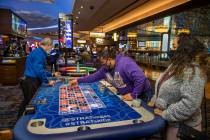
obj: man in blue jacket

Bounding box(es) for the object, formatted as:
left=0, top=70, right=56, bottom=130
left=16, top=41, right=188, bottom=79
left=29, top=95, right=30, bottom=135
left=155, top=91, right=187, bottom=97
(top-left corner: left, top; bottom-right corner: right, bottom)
left=70, top=51, right=152, bottom=102
left=23, top=37, right=60, bottom=106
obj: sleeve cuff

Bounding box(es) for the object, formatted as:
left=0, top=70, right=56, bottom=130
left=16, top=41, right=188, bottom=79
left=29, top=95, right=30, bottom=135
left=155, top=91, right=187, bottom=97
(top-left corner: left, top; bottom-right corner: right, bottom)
left=161, top=110, right=168, bottom=120
left=43, top=79, right=49, bottom=84
left=46, top=71, right=53, bottom=77
left=77, top=78, right=82, bottom=83
left=131, top=92, right=138, bottom=99
left=155, top=98, right=167, bottom=110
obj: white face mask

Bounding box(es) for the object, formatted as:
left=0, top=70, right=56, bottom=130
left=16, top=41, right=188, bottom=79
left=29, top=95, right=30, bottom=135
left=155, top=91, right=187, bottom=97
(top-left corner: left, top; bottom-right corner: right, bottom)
left=47, top=49, right=51, bottom=54
left=46, top=46, right=52, bottom=54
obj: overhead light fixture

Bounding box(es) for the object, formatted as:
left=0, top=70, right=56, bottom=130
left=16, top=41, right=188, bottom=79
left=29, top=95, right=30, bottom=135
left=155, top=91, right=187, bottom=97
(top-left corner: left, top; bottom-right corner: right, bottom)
left=78, top=11, right=80, bottom=14
left=28, top=25, right=58, bottom=31
left=81, top=5, right=83, bottom=9
left=127, top=32, right=137, bottom=38
left=76, top=16, right=79, bottom=19
left=77, top=40, right=86, bottom=44
left=90, top=32, right=105, bottom=38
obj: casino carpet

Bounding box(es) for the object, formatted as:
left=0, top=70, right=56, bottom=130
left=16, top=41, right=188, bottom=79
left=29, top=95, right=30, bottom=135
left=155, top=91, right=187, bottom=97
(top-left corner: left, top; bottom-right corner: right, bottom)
left=0, top=85, right=23, bottom=129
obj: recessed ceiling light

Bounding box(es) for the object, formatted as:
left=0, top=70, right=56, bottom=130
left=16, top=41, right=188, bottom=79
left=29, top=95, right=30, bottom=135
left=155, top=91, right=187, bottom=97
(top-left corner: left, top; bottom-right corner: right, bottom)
left=76, top=16, right=79, bottom=19
left=78, top=11, right=80, bottom=14
left=81, top=5, right=83, bottom=9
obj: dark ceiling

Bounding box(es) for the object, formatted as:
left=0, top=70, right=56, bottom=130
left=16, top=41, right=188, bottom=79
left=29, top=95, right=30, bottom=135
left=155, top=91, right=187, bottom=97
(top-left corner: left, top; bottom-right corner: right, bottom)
left=72, top=0, right=150, bottom=32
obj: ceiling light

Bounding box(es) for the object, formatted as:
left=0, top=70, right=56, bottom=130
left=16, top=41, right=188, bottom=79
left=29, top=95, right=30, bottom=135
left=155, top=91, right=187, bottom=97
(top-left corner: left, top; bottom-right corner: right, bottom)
left=76, top=16, right=79, bottom=19
left=78, top=11, right=80, bottom=14
left=81, top=6, right=83, bottom=9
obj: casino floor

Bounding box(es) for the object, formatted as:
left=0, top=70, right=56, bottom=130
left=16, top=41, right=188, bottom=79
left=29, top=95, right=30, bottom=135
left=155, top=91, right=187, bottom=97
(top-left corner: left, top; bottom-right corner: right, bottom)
left=0, top=0, right=210, bottom=140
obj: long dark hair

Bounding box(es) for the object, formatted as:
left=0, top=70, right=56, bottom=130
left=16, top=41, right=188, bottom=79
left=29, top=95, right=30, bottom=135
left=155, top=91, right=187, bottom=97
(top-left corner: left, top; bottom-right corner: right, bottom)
left=168, top=33, right=208, bottom=79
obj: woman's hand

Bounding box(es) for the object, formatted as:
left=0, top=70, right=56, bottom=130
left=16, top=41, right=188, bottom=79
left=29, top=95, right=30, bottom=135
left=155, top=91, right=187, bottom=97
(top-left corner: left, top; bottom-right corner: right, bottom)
left=154, top=108, right=163, bottom=116
left=148, top=101, right=155, bottom=107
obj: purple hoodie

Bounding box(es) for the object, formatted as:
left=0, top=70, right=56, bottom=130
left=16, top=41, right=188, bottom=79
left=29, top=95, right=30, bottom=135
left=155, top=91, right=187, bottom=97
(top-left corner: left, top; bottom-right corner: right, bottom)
left=78, top=54, right=151, bottom=98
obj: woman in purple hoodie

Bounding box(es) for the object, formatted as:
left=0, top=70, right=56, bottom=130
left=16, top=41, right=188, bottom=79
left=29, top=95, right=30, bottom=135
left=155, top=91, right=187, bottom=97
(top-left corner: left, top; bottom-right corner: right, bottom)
left=70, top=52, right=152, bottom=102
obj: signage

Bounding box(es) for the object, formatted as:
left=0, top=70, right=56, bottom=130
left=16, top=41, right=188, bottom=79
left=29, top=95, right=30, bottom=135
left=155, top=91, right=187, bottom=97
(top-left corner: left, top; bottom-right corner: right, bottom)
left=161, top=33, right=169, bottom=58
left=112, top=33, right=119, bottom=42
left=12, top=14, right=27, bottom=36
left=96, top=38, right=104, bottom=44
left=65, top=20, right=72, bottom=48
left=77, top=40, right=86, bottom=44
left=138, top=41, right=146, bottom=47
left=59, top=14, right=73, bottom=48
left=90, top=32, right=105, bottom=38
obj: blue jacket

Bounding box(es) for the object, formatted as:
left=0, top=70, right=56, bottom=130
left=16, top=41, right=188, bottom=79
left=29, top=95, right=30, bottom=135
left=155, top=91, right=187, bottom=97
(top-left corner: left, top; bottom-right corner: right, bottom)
left=24, top=47, right=52, bottom=83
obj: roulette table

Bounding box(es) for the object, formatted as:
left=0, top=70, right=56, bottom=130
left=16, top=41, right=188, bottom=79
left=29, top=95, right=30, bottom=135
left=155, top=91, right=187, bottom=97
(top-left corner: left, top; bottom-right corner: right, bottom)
left=14, top=79, right=165, bottom=140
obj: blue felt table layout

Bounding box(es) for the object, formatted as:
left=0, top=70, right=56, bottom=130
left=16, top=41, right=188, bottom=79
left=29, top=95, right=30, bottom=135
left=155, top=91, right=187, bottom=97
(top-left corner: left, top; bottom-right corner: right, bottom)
left=32, top=82, right=141, bottom=129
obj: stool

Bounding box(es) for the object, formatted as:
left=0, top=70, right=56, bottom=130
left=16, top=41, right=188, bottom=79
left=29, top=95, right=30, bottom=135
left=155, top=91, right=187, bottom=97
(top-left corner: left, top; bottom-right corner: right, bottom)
left=0, top=129, right=12, bottom=140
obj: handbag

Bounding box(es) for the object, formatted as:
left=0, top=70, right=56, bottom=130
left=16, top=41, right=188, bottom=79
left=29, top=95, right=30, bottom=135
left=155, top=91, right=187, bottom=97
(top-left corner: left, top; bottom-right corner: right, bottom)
left=177, top=123, right=207, bottom=140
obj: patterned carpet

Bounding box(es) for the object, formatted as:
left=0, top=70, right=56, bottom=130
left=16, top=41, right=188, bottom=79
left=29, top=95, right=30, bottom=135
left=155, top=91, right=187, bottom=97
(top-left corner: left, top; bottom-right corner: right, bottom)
left=0, top=85, right=23, bottom=129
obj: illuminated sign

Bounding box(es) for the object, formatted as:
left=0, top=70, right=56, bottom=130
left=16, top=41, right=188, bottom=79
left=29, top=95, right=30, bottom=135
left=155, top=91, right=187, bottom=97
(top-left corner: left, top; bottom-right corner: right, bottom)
left=65, top=20, right=72, bottom=48
left=155, top=26, right=168, bottom=32
left=12, top=14, right=27, bottom=36
left=90, top=32, right=105, bottom=38
left=177, top=28, right=190, bottom=34
left=138, top=41, right=146, bottom=47
left=77, top=40, right=86, bottom=44
left=59, top=14, right=73, bottom=48
left=146, top=26, right=168, bottom=33
left=96, top=38, right=104, bottom=44
left=0, top=36, right=2, bottom=44
left=112, top=33, right=119, bottom=41
left=127, top=32, right=137, bottom=38
left=161, top=33, right=169, bottom=58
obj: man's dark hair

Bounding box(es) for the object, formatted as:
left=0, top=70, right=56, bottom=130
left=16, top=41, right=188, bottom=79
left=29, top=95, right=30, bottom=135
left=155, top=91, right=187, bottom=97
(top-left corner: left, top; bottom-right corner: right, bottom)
left=98, top=49, right=116, bottom=59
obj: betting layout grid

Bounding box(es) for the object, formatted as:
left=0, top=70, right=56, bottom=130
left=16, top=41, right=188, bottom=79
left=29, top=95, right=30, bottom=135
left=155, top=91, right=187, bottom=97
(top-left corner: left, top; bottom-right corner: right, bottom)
left=30, top=82, right=142, bottom=128
left=59, top=85, right=106, bottom=115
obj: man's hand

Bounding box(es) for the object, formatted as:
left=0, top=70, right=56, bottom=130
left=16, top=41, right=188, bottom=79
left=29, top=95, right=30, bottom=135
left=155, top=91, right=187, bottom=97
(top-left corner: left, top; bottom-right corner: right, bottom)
left=48, top=80, right=55, bottom=86
left=53, top=72, right=61, bottom=77
left=154, top=108, right=163, bottom=116
left=122, top=93, right=133, bottom=101
left=69, top=79, right=78, bottom=86
left=148, top=101, right=155, bottom=107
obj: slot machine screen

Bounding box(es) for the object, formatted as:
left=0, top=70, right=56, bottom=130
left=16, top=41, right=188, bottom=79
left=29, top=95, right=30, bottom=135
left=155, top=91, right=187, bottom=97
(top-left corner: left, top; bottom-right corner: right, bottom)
left=12, top=14, right=27, bottom=36
left=138, top=41, right=146, bottom=47
left=0, top=36, right=3, bottom=44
